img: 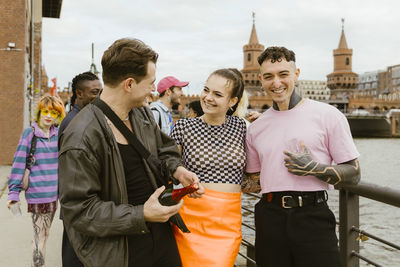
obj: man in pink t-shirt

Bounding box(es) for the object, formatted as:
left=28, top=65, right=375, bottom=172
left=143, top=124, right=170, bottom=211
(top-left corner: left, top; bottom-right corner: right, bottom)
left=245, top=46, right=361, bottom=267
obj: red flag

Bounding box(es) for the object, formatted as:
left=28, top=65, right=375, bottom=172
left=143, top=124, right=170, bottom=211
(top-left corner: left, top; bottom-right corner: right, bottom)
left=51, top=78, right=57, bottom=96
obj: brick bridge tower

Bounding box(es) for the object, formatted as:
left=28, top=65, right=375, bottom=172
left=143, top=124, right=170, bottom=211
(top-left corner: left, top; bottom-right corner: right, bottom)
left=326, top=19, right=358, bottom=111
left=241, top=12, right=264, bottom=96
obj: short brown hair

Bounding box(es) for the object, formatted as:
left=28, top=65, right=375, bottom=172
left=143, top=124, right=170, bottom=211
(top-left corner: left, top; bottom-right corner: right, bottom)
left=101, top=38, right=158, bottom=86
left=258, top=46, right=296, bottom=65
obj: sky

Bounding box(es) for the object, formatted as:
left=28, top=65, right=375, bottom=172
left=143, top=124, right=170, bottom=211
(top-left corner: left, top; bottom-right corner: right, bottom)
left=42, top=0, right=400, bottom=95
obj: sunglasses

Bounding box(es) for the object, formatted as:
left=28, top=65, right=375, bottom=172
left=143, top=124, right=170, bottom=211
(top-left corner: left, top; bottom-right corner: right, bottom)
left=41, top=109, right=59, bottom=118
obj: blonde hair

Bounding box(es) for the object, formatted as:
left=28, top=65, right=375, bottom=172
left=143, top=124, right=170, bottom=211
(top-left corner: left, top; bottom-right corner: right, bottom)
left=233, top=90, right=249, bottom=119
left=35, top=94, right=66, bottom=126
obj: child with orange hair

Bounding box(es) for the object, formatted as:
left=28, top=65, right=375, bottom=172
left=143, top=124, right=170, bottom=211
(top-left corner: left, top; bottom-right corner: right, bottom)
left=7, top=94, right=65, bottom=267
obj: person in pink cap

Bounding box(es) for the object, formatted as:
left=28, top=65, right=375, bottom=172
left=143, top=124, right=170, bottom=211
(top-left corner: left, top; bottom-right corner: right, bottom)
left=150, top=76, right=188, bottom=135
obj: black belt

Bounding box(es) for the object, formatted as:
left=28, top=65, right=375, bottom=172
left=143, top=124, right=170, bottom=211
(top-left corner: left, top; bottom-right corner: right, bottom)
left=262, top=191, right=328, bottom=209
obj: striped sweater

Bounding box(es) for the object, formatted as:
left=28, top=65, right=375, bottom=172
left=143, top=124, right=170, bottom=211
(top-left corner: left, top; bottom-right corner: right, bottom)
left=8, top=122, right=59, bottom=204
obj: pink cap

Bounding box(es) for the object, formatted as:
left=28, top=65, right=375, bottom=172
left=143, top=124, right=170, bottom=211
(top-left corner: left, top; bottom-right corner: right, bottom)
left=157, top=76, right=189, bottom=94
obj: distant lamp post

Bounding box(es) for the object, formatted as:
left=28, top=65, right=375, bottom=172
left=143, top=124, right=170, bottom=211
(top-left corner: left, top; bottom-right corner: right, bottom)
left=89, top=43, right=100, bottom=77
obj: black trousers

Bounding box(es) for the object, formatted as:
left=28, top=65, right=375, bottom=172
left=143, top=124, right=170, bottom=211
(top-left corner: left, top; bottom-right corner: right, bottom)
left=255, top=199, right=341, bottom=267
left=62, top=221, right=180, bottom=267
left=62, top=225, right=84, bottom=267
left=128, top=222, right=181, bottom=267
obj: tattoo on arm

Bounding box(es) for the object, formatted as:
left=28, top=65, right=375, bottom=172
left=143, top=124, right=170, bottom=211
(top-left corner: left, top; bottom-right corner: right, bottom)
left=242, top=172, right=261, bottom=193
left=283, top=142, right=360, bottom=186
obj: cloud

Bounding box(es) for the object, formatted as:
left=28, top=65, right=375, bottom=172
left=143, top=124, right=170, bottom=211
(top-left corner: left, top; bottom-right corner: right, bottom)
left=42, top=0, right=400, bottom=95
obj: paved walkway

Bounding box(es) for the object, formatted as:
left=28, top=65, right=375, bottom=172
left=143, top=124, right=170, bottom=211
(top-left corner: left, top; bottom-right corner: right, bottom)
left=0, top=165, right=247, bottom=266
left=0, top=165, right=62, bottom=266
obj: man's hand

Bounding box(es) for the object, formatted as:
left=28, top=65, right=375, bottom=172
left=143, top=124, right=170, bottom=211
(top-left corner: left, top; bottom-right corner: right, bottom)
left=173, top=166, right=205, bottom=198
left=283, top=141, right=360, bottom=185
left=242, top=172, right=261, bottom=193
left=246, top=111, right=262, bottom=123
left=283, top=141, right=318, bottom=176
left=143, top=186, right=182, bottom=222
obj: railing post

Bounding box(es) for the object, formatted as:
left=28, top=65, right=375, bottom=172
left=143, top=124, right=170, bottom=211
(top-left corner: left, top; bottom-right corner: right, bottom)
left=391, top=115, right=396, bottom=136
left=339, top=189, right=360, bottom=267
left=246, top=245, right=256, bottom=267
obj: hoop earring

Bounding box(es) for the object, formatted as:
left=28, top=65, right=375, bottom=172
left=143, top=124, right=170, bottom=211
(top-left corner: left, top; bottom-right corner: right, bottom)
left=230, top=107, right=234, bottom=112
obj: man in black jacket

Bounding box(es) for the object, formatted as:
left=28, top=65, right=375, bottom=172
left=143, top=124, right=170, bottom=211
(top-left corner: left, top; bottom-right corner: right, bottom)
left=58, top=38, right=204, bottom=267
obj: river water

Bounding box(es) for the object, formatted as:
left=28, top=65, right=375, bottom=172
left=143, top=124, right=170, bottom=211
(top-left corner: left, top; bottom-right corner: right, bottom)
left=240, top=138, right=400, bottom=266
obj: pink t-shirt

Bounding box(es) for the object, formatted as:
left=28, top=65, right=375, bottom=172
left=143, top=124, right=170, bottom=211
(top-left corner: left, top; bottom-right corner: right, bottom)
left=246, top=99, right=360, bottom=193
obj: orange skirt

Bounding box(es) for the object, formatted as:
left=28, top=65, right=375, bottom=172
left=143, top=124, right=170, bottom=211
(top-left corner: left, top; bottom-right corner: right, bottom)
left=174, top=188, right=242, bottom=267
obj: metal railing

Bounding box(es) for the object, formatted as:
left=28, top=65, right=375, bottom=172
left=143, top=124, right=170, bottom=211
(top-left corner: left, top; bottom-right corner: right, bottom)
left=236, top=182, right=400, bottom=267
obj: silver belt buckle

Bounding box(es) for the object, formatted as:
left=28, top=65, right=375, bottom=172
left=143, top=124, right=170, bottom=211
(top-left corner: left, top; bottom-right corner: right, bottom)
left=281, top=196, right=293, bottom=208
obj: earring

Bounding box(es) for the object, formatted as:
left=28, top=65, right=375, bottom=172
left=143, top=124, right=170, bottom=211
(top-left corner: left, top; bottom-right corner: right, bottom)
left=230, top=107, right=234, bottom=112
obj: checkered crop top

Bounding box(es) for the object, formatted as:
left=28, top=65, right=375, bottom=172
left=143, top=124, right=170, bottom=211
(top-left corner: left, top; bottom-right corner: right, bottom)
left=171, top=116, right=246, bottom=184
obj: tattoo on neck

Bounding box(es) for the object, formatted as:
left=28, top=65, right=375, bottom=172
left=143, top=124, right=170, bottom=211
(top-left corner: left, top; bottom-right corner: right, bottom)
left=273, top=91, right=302, bottom=111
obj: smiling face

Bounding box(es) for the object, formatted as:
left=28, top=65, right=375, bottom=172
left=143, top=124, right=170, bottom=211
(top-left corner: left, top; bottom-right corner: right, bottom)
left=259, top=58, right=300, bottom=111
left=130, top=61, right=156, bottom=107
left=200, top=74, right=238, bottom=116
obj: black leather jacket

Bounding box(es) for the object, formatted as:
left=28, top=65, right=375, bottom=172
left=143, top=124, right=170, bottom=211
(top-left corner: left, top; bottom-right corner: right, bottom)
left=58, top=103, right=182, bottom=267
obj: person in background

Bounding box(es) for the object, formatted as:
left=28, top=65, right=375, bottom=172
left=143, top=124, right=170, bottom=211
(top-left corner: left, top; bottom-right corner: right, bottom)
left=246, top=46, right=360, bottom=267
left=58, top=72, right=102, bottom=134
left=150, top=76, right=188, bottom=135
left=7, top=95, right=65, bottom=267
left=58, top=38, right=203, bottom=267
left=171, top=68, right=246, bottom=267
left=58, top=71, right=102, bottom=267
left=187, top=100, right=203, bottom=118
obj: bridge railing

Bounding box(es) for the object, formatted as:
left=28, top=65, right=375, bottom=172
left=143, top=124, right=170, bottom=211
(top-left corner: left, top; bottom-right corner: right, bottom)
left=236, top=181, right=400, bottom=267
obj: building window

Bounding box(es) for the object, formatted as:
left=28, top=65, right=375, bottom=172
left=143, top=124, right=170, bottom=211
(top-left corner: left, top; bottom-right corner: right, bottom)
left=346, top=57, right=349, bottom=65
left=248, top=53, right=251, bottom=62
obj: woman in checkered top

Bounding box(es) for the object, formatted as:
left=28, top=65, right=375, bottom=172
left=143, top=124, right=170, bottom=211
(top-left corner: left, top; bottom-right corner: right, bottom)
left=171, top=68, right=246, bottom=267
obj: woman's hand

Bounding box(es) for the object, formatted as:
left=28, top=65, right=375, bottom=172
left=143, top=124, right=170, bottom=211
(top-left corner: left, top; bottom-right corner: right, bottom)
left=6, top=200, right=19, bottom=209
left=173, top=166, right=205, bottom=198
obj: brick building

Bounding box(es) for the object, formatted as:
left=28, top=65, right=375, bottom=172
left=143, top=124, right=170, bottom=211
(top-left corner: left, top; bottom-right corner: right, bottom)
left=351, top=64, right=400, bottom=113
left=0, top=0, right=62, bottom=164
left=357, top=70, right=380, bottom=97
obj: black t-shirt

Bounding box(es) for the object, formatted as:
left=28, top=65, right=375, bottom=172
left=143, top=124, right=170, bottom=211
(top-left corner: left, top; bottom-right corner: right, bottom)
left=118, top=143, right=181, bottom=267
left=117, top=143, right=153, bottom=205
